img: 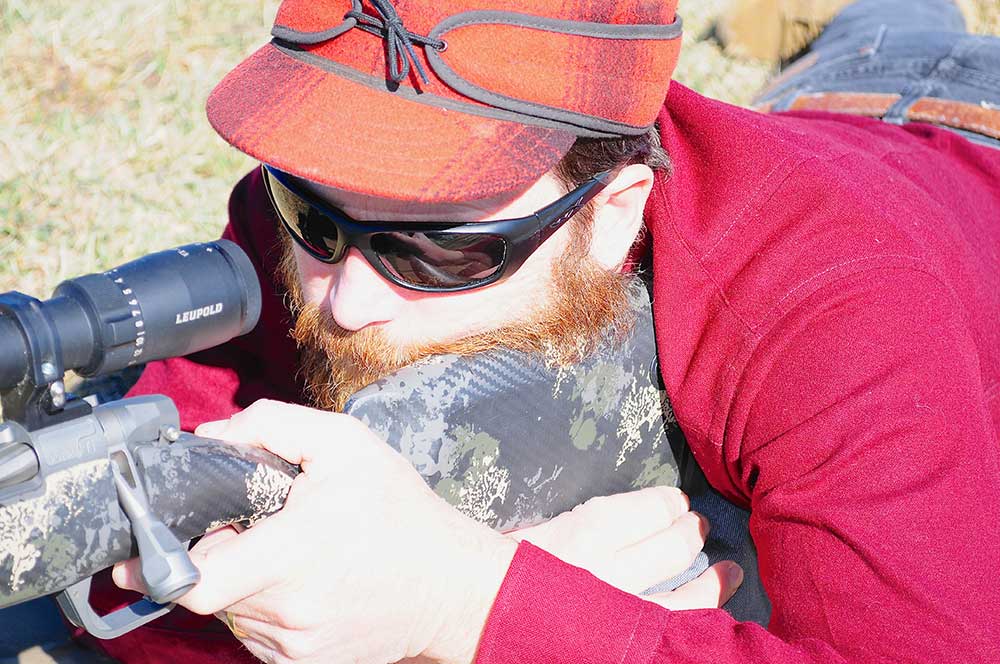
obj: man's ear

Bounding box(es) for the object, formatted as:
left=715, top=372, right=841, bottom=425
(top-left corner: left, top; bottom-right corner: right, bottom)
left=588, top=164, right=655, bottom=271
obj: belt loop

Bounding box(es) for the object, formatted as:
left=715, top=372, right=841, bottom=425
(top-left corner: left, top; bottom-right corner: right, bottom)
left=884, top=80, right=937, bottom=124
left=863, top=24, right=888, bottom=57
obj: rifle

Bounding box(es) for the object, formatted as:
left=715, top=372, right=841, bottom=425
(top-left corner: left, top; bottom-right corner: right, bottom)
left=0, top=241, right=298, bottom=638
left=0, top=241, right=768, bottom=643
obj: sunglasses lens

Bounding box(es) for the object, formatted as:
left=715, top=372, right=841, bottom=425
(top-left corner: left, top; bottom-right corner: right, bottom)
left=264, top=169, right=341, bottom=260
left=371, top=232, right=507, bottom=289
left=264, top=167, right=510, bottom=290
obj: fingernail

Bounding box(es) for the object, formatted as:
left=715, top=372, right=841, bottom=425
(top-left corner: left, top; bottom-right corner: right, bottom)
left=694, top=511, right=711, bottom=535
left=196, top=421, right=225, bottom=438
left=111, top=563, right=127, bottom=589
left=726, top=562, right=744, bottom=586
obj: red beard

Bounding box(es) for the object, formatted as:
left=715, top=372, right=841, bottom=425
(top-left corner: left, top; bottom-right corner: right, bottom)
left=277, top=220, right=639, bottom=412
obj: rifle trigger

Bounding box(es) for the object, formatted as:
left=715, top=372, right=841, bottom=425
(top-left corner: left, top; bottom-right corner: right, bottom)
left=111, top=462, right=201, bottom=604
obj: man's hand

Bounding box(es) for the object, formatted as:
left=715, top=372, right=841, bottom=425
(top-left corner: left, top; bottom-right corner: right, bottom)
left=509, top=489, right=743, bottom=610
left=113, top=400, right=741, bottom=664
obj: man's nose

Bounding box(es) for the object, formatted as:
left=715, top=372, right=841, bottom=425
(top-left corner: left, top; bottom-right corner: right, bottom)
left=328, top=248, right=403, bottom=331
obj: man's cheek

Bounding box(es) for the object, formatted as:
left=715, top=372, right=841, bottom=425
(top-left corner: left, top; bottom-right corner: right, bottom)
left=290, top=246, right=330, bottom=296
left=300, top=281, right=328, bottom=311
left=296, top=264, right=337, bottom=310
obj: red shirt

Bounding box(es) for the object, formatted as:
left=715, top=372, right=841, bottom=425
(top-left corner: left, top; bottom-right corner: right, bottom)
left=480, top=84, right=1000, bottom=662
left=80, top=83, right=1000, bottom=662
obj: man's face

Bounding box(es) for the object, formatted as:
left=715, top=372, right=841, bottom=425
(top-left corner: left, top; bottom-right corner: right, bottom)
left=276, top=169, right=643, bottom=411
left=292, top=172, right=587, bottom=343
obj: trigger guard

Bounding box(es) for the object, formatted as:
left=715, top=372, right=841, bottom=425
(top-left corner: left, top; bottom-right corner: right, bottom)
left=56, top=575, right=175, bottom=640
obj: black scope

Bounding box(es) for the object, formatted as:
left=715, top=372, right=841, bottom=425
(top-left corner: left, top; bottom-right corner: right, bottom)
left=0, top=240, right=262, bottom=390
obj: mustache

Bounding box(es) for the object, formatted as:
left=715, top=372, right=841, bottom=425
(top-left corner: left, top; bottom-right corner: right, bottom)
left=290, top=306, right=418, bottom=412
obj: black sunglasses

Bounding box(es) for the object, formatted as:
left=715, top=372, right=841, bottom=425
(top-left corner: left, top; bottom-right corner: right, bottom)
left=261, top=165, right=613, bottom=293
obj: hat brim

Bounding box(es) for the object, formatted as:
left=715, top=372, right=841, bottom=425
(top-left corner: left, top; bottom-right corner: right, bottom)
left=207, top=44, right=577, bottom=203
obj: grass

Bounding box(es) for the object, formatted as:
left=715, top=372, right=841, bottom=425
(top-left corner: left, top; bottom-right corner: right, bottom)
left=0, top=0, right=279, bottom=294
left=1, top=0, right=999, bottom=296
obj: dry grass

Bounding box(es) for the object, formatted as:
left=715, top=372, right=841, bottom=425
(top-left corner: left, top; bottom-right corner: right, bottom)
left=0, top=0, right=280, bottom=294
left=1, top=0, right=998, bottom=296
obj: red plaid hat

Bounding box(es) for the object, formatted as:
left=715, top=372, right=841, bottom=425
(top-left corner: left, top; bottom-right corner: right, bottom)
left=207, top=0, right=682, bottom=202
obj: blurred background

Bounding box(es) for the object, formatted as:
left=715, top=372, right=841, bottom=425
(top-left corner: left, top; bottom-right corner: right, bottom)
left=2, top=0, right=994, bottom=297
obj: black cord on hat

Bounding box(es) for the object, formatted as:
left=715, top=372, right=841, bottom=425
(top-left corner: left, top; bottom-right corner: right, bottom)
left=346, top=0, right=446, bottom=85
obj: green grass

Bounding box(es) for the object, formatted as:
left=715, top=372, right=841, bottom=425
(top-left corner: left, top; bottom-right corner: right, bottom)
left=1, top=0, right=998, bottom=296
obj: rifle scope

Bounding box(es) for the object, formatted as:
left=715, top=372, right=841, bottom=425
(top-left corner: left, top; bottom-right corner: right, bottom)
left=0, top=240, right=262, bottom=390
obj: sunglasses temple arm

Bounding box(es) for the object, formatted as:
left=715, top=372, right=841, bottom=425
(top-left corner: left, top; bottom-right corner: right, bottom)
left=533, top=174, right=611, bottom=245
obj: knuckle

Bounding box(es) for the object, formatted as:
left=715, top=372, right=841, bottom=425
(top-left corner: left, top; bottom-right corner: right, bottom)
left=658, top=485, right=686, bottom=499
left=272, top=605, right=315, bottom=632
left=246, top=398, right=281, bottom=417
left=562, top=507, right=591, bottom=534
left=671, top=514, right=705, bottom=549
left=179, top=591, right=217, bottom=616
left=276, top=631, right=321, bottom=661
left=516, top=521, right=556, bottom=548
left=226, top=407, right=255, bottom=431
left=653, top=485, right=687, bottom=517
left=686, top=511, right=710, bottom=539
left=338, top=412, right=366, bottom=428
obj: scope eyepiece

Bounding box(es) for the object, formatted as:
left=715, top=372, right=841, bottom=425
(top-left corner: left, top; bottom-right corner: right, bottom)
left=0, top=240, right=262, bottom=391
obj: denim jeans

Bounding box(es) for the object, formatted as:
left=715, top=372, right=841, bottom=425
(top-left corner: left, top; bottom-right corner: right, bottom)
left=756, top=0, right=1000, bottom=149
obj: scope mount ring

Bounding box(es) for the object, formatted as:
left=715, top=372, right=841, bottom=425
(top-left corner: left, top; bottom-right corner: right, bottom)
left=0, top=291, right=88, bottom=430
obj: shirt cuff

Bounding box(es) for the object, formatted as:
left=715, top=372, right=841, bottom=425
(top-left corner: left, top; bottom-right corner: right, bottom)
left=475, top=541, right=671, bottom=664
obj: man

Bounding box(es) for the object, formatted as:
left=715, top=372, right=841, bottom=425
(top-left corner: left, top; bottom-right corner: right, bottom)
left=88, top=0, right=1000, bottom=662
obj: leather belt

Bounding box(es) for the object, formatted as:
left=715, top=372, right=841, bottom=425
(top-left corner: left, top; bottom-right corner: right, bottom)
left=755, top=92, right=1000, bottom=141
left=907, top=98, right=1000, bottom=141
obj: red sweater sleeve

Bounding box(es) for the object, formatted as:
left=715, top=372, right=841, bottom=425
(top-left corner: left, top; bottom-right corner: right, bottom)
left=477, top=267, right=1000, bottom=663
left=477, top=542, right=672, bottom=664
